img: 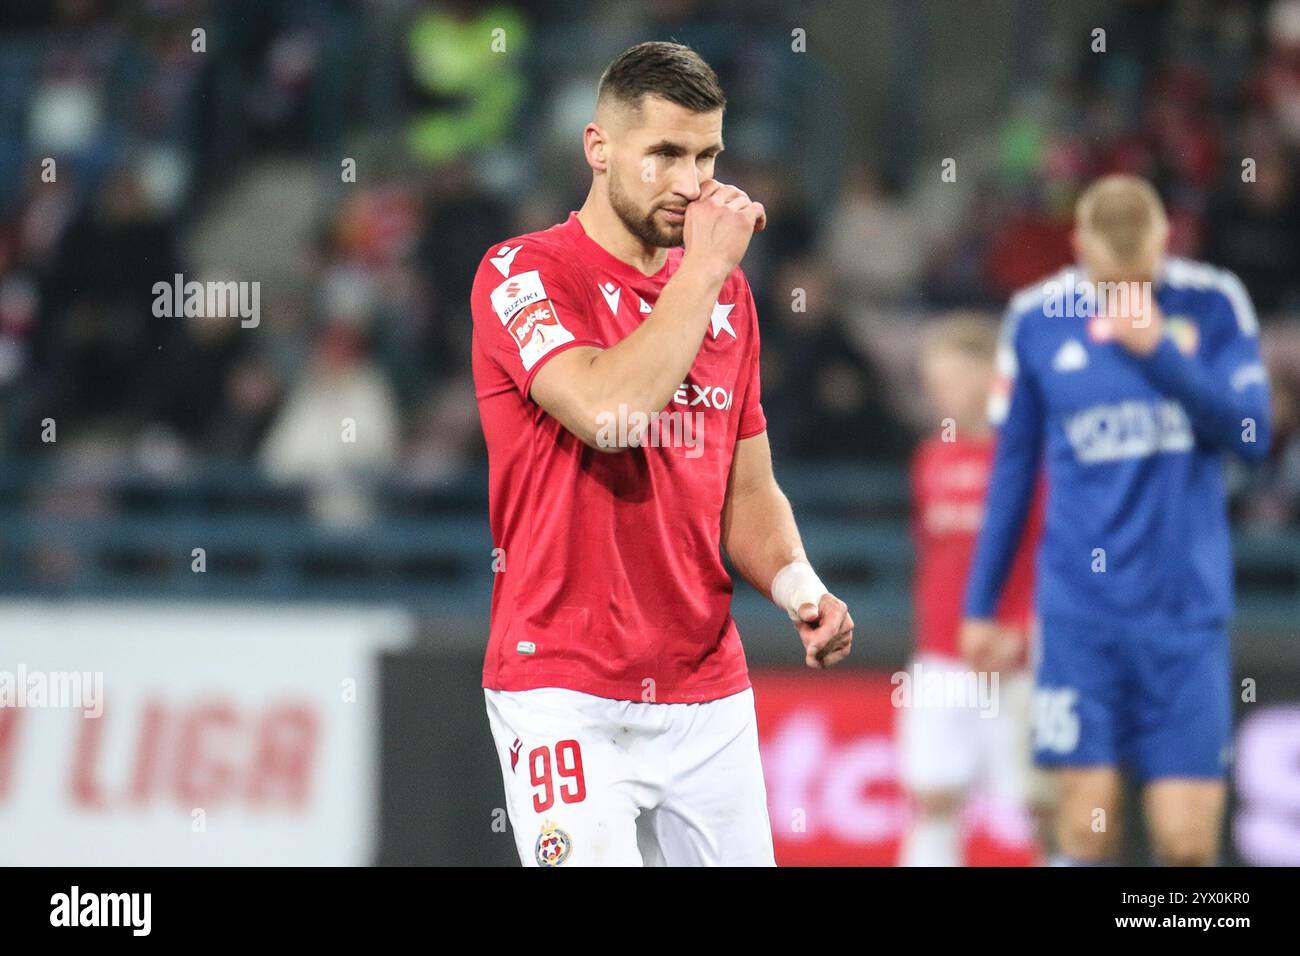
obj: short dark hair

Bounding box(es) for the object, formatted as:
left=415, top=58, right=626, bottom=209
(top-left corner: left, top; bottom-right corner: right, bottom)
left=597, top=41, right=726, bottom=114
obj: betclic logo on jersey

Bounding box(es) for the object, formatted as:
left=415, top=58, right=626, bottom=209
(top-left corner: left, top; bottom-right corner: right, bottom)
left=508, top=299, right=575, bottom=371
left=492, top=270, right=577, bottom=371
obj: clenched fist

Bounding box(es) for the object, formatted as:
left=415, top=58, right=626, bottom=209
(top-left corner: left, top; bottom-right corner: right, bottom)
left=958, top=618, right=1022, bottom=673
left=682, top=180, right=766, bottom=283
left=796, top=593, right=854, bottom=669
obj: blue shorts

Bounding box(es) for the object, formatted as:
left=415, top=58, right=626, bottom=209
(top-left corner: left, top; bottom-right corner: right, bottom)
left=1031, top=617, right=1232, bottom=781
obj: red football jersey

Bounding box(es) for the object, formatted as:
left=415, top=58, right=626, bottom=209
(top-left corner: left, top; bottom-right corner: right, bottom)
left=470, top=212, right=766, bottom=703
left=911, top=435, right=1041, bottom=658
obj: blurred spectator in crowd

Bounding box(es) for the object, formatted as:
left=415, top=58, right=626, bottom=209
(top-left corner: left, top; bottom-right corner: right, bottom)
left=231, top=0, right=351, bottom=154
left=0, top=231, right=39, bottom=394
left=980, top=183, right=1072, bottom=300
left=259, top=325, right=399, bottom=526
left=143, top=286, right=247, bottom=450
left=43, top=165, right=180, bottom=430
left=400, top=373, right=482, bottom=486
left=1204, top=140, right=1300, bottom=316
left=1235, top=363, right=1300, bottom=529
left=1256, top=0, right=1300, bottom=149
left=821, top=165, right=926, bottom=304
left=403, top=1, right=527, bottom=164
left=319, top=180, right=432, bottom=398
left=416, top=159, right=507, bottom=377
left=0, top=0, right=1292, bottom=523
left=922, top=180, right=1007, bottom=309
left=762, top=258, right=908, bottom=461
left=732, top=163, right=817, bottom=292
left=208, top=353, right=282, bottom=460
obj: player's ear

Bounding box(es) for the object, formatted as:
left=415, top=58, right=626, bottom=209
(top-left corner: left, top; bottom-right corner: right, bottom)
left=584, top=122, right=609, bottom=173
left=1072, top=227, right=1104, bottom=276
left=1149, top=217, right=1170, bottom=261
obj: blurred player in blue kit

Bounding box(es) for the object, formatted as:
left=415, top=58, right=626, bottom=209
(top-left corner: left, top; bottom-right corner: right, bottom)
left=962, top=176, right=1272, bottom=866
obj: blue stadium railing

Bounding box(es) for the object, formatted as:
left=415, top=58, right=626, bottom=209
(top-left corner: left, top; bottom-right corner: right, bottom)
left=0, top=461, right=1296, bottom=640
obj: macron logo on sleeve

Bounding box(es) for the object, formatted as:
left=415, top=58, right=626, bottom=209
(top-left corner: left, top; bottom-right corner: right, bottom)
left=599, top=282, right=622, bottom=316
left=489, top=245, right=522, bottom=277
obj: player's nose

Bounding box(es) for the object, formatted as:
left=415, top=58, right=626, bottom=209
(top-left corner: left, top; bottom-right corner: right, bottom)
left=671, top=165, right=703, bottom=202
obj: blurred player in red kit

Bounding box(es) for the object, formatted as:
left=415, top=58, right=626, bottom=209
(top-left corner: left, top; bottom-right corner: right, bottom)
left=469, top=42, right=854, bottom=866
left=898, top=315, right=1046, bottom=866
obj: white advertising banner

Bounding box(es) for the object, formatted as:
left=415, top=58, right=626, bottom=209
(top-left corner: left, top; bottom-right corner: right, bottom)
left=0, top=602, right=413, bottom=866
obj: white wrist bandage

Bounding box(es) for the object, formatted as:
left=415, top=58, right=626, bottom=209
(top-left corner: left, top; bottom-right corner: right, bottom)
left=770, top=561, right=828, bottom=621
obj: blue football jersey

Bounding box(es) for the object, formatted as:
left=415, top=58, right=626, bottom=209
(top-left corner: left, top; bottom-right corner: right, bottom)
left=965, top=258, right=1272, bottom=629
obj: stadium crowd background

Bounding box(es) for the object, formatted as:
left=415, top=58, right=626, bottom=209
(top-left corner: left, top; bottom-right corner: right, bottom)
left=2, top=0, right=1299, bottom=527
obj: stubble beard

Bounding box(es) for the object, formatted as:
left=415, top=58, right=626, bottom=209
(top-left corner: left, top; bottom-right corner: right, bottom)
left=608, top=169, right=683, bottom=249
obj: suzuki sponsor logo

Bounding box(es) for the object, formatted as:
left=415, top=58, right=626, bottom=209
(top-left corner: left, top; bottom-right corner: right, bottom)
left=490, top=269, right=548, bottom=325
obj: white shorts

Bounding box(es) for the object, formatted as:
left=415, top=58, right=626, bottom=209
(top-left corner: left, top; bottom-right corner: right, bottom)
left=897, top=654, right=1044, bottom=805
left=484, top=685, right=775, bottom=866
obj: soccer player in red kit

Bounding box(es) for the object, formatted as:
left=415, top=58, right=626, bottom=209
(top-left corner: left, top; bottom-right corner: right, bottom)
left=898, top=315, right=1045, bottom=866
left=470, top=42, right=854, bottom=866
